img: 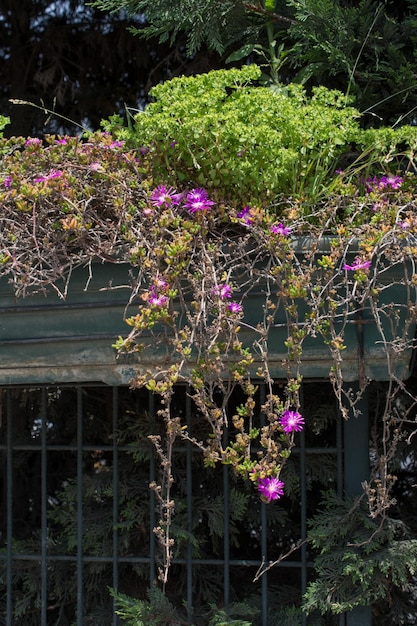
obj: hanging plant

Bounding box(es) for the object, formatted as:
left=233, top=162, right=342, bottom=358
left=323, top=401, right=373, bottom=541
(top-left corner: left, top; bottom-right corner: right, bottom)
left=1, top=66, right=417, bottom=596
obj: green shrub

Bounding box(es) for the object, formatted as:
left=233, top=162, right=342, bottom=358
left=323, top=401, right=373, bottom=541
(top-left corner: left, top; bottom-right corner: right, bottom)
left=0, top=115, right=9, bottom=135
left=303, top=491, right=417, bottom=622
left=102, top=65, right=362, bottom=204
left=103, top=65, right=417, bottom=211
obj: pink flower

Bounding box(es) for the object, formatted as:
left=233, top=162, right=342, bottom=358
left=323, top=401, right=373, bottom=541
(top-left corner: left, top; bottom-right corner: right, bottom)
left=110, top=140, right=125, bottom=148
left=379, top=175, right=403, bottom=190
left=228, top=302, right=243, bottom=314
left=25, top=138, right=42, bottom=147
left=257, top=477, right=284, bottom=502
left=150, top=185, right=182, bottom=208
left=343, top=258, right=372, bottom=271
left=153, top=277, right=168, bottom=290
left=34, top=169, right=63, bottom=183
left=398, top=220, right=410, bottom=230
left=270, top=223, right=291, bottom=236
left=237, top=206, right=253, bottom=226
left=147, top=277, right=170, bottom=307
left=148, top=294, right=169, bottom=307
left=280, top=410, right=304, bottom=433
left=212, top=284, right=233, bottom=299
left=89, top=162, right=103, bottom=171
left=366, top=174, right=403, bottom=192
left=3, top=175, right=12, bottom=189
left=184, top=188, right=214, bottom=213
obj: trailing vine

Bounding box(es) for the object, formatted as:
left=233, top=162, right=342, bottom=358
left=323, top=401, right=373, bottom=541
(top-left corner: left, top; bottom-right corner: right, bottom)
left=2, top=66, right=417, bottom=610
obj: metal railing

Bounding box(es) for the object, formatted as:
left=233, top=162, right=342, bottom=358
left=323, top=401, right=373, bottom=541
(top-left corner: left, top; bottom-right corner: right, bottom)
left=0, top=383, right=346, bottom=625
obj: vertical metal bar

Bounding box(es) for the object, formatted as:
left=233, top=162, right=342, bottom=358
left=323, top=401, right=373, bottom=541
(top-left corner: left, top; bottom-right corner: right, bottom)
left=259, top=384, right=268, bottom=626
left=223, top=432, right=230, bottom=608
left=337, top=397, right=343, bottom=499
left=260, top=501, right=268, bottom=626
left=76, top=387, right=84, bottom=624
left=343, top=387, right=369, bottom=495
left=299, top=417, right=307, bottom=626
left=112, top=387, right=119, bottom=626
left=148, top=391, right=156, bottom=586
left=337, top=395, right=345, bottom=626
left=186, top=390, right=193, bottom=622
left=6, top=390, right=13, bottom=626
left=41, top=388, right=48, bottom=626
left=343, top=384, right=372, bottom=626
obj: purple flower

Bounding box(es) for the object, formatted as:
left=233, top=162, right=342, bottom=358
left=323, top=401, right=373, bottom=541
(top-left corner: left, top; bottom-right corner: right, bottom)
left=153, top=277, right=168, bottom=290
left=148, top=293, right=169, bottom=307
left=366, top=174, right=403, bottom=192
left=343, top=258, right=372, bottom=271
left=379, top=175, right=403, bottom=190
left=25, top=138, right=42, bottom=147
left=228, top=302, right=243, bottom=314
left=89, top=162, right=103, bottom=171
left=237, top=206, right=253, bottom=226
left=147, top=277, right=170, bottom=307
left=3, top=175, right=12, bottom=189
left=150, top=185, right=182, bottom=208
left=280, top=410, right=304, bottom=433
left=398, top=220, right=410, bottom=230
left=110, top=140, right=125, bottom=148
left=184, top=188, right=214, bottom=213
left=257, top=477, right=284, bottom=502
left=55, top=138, right=68, bottom=145
left=212, top=284, right=233, bottom=299
left=34, top=169, right=63, bottom=183
left=271, top=223, right=291, bottom=236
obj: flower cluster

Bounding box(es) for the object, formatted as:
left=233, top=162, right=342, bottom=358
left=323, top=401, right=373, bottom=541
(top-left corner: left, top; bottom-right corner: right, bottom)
left=270, top=222, right=291, bottom=236
left=149, top=185, right=214, bottom=213
left=0, top=109, right=415, bottom=521
left=34, top=169, right=63, bottom=183
left=254, top=410, right=305, bottom=502
left=366, top=174, right=403, bottom=192
left=147, top=278, right=170, bottom=308
left=211, top=282, right=243, bottom=314
left=343, top=258, right=372, bottom=271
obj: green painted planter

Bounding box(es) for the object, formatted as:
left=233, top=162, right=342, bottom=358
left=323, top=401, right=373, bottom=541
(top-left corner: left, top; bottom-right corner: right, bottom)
left=0, top=249, right=415, bottom=385
left=240, top=266, right=415, bottom=382
left=0, top=263, right=136, bottom=385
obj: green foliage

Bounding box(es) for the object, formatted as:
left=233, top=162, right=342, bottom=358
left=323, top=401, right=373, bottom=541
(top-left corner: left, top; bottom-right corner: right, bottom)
left=103, top=64, right=417, bottom=209
left=286, top=0, right=417, bottom=124
left=303, top=491, right=417, bottom=621
left=206, top=601, right=256, bottom=625
left=357, top=124, right=417, bottom=167
left=112, top=589, right=259, bottom=625
left=0, top=115, right=9, bottom=135
left=111, top=586, right=181, bottom=625
left=92, top=0, right=417, bottom=126
left=104, top=65, right=362, bottom=204
left=90, top=0, right=254, bottom=56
